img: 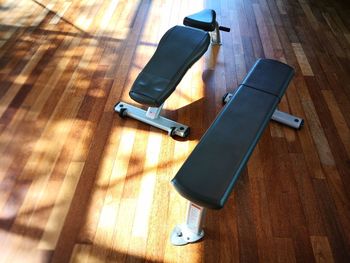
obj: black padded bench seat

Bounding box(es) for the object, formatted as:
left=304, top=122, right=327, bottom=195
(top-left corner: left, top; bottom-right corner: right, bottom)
left=183, top=9, right=217, bottom=31
left=171, top=59, right=294, bottom=209
left=183, top=9, right=230, bottom=46
left=130, top=25, right=210, bottom=107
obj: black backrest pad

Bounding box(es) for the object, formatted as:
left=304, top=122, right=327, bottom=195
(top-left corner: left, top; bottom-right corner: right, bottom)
left=172, top=59, right=294, bottom=209
left=130, top=26, right=210, bottom=107
left=183, top=9, right=217, bottom=31
left=242, top=59, right=294, bottom=99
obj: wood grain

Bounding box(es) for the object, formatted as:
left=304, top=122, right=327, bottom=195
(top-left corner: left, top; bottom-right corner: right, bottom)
left=0, top=0, right=350, bottom=262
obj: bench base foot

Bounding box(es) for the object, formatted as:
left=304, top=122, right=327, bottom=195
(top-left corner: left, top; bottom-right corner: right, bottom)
left=114, top=102, right=190, bottom=138
left=171, top=224, right=204, bottom=246
left=171, top=202, right=206, bottom=246
left=271, top=109, right=304, bottom=129
left=223, top=92, right=304, bottom=129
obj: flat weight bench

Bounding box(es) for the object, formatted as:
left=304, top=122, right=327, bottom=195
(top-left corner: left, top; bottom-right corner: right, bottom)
left=170, top=59, right=303, bottom=245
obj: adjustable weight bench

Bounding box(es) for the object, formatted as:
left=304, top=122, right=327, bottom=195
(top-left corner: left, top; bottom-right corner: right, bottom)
left=114, top=10, right=230, bottom=138
left=114, top=25, right=210, bottom=137
left=170, top=59, right=302, bottom=245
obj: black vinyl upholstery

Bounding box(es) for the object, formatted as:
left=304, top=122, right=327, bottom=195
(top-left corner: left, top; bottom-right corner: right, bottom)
left=129, top=26, right=210, bottom=107
left=183, top=9, right=216, bottom=31
left=241, top=59, right=294, bottom=99
left=171, top=59, right=294, bottom=209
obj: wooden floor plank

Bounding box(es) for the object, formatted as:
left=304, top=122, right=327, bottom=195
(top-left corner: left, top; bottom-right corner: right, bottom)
left=0, top=0, right=349, bottom=262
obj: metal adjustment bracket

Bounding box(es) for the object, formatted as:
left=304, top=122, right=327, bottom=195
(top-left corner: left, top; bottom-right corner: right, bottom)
left=171, top=202, right=206, bottom=246
left=114, top=102, right=190, bottom=138
left=222, top=92, right=304, bottom=130
left=210, top=22, right=231, bottom=45
left=210, top=22, right=221, bottom=45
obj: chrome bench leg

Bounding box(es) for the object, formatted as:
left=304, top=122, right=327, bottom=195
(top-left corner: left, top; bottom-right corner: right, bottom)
left=210, top=22, right=221, bottom=45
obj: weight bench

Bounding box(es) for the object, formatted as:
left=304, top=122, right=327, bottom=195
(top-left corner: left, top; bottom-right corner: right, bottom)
left=114, top=25, right=210, bottom=137
left=114, top=10, right=230, bottom=138
left=170, top=59, right=303, bottom=245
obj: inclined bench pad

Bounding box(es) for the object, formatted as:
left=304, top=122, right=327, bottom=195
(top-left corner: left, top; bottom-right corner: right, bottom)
left=129, top=26, right=210, bottom=107
left=171, top=59, right=294, bottom=209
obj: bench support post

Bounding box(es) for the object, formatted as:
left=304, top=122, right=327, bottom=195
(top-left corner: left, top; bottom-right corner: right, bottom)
left=210, top=22, right=221, bottom=45
left=115, top=102, right=190, bottom=137
left=223, top=92, right=304, bottom=129
left=146, top=104, right=163, bottom=119
left=171, top=202, right=206, bottom=246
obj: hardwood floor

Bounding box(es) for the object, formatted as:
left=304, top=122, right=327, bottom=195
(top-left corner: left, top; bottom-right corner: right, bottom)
left=0, top=0, right=349, bottom=262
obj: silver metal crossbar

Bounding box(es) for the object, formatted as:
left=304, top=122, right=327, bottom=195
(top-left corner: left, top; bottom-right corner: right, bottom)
left=223, top=93, right=304, bottom=129
left=114, top=102, right=190, bottom=138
